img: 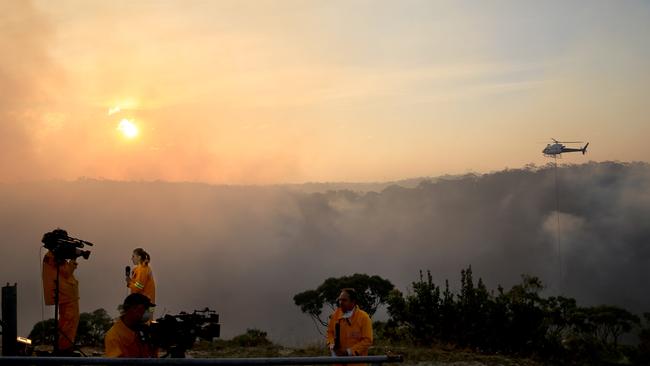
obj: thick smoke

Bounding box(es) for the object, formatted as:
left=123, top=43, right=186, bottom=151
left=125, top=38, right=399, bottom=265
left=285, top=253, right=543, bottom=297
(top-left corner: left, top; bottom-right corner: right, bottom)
left=0, top=1, right=62, bottom=181
left=0, top=161, right=649, bottom=345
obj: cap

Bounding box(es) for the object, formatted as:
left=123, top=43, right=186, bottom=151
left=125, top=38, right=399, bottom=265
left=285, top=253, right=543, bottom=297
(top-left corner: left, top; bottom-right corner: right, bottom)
left=123, top=293, right=156, bottom=309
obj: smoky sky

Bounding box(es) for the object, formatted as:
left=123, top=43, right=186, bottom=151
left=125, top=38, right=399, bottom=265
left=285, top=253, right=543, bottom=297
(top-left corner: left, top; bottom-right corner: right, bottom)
left=2, top=2, right=650, bottom=184
left=0, top=1, right=61, bottom=181
left=0, top=161, right=649, bottom=345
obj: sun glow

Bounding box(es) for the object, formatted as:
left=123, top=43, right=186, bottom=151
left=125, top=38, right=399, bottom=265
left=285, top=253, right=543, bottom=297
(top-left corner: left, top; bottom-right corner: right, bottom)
left=117, top=119, right=139, bottom=139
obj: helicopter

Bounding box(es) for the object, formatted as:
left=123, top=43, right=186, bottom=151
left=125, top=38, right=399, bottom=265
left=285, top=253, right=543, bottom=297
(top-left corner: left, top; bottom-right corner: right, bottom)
left=542, top=138, right=589, bottom=157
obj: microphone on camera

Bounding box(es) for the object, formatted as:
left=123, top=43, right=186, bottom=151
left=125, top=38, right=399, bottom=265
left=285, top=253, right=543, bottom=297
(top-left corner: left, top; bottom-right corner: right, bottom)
left=126, top=266, right=131, bottom=277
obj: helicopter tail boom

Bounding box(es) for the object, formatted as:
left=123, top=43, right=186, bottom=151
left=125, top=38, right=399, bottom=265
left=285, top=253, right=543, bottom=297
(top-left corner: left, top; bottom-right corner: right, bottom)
left=582, top=143, right=589, bottom=155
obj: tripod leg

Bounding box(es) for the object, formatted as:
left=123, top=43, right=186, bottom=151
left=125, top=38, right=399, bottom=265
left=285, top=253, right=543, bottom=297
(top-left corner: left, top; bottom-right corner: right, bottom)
left=54, top=266, right=59, bottom=354
left=58, top=301, right=79, bottom=352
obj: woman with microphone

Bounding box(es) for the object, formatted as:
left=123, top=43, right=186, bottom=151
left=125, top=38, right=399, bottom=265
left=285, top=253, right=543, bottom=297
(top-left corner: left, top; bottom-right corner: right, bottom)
left=125, top=248, right=156, bottom=304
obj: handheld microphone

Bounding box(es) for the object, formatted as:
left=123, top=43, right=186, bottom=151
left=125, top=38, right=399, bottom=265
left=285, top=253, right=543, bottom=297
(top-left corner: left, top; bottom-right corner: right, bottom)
left=334, top=323, right=341, bottom=351
left=126, top=266, right=131, bottom=277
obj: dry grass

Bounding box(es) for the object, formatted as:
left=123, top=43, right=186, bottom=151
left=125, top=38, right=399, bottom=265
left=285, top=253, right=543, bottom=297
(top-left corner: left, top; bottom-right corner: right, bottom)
left=31, top=340, right=544, bottom=365
left=186, top=341, right=544, bottom=366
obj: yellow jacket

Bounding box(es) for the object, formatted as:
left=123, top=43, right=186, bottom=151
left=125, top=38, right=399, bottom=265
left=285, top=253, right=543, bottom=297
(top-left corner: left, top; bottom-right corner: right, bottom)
left=42, top=251, right=78, bottom=305
left=128, top=264, right=156, bottom=303
left=327, top=305, right=373, bottom=356
left=104, top=318, right=156, bottom=358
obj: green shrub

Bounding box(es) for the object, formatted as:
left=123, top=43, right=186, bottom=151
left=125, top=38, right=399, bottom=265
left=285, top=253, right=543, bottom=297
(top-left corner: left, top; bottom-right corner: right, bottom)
left=231, top=329, right=273, bottom=347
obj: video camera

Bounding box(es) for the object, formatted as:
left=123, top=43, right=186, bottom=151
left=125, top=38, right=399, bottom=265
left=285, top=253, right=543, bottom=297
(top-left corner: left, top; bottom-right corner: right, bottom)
left=141, top=308, right=221, bottom=358
left=41, top=229, right=93, bottom=261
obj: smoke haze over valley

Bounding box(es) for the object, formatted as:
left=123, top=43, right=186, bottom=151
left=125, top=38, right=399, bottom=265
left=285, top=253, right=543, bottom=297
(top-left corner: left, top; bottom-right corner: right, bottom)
left=1, top=161, right=649, bottom=345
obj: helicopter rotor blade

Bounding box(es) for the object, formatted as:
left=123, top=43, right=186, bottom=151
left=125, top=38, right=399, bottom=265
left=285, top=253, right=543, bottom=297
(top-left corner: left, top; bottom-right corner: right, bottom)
left=550, top=138, right=583, bottom=143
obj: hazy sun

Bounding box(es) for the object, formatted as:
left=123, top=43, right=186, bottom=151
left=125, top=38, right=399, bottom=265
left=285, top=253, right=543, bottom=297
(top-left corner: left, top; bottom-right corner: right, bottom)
left=117, top=119, right=139, bottom=139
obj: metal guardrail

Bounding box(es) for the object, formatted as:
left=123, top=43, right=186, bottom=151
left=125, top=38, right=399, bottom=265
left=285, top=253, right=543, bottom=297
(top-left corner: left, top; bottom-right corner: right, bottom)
left=0, top=355, right=403, bottom=365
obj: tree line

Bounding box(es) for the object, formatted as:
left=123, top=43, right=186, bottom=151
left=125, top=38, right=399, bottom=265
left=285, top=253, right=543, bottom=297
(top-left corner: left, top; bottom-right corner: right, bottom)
left=294, top=269, right=650, bottom=365
left=27, top=268, right=650, bottom=364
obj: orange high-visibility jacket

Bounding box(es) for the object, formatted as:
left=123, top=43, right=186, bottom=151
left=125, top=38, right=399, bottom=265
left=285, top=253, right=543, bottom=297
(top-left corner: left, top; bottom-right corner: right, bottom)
left=326, top=306, right=373, bottom=356
left=128, top=264, right=156, bottom=303
left=104, top=318, right=157, bottom=358
left=42, top=251, right=79, bottom=305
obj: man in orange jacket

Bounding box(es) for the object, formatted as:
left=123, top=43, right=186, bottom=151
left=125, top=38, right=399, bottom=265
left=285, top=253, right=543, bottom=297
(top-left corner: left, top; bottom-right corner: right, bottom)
left=326, top=288, right=373, bottom=358
left=104, top=293, right=157, bottom=358
left=42, top=250, right=79, bottom=354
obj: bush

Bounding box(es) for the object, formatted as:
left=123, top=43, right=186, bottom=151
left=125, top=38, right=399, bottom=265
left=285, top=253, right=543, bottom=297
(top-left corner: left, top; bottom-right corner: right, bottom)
left=28, top=319, right=56, bottom=345
left=28, top=308, right=113, bottom=347
left=231, top=329, right=272, bottom=347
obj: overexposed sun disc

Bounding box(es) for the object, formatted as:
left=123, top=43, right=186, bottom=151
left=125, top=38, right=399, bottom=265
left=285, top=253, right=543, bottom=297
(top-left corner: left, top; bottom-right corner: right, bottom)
left=117, top=119, right=139, bottom=139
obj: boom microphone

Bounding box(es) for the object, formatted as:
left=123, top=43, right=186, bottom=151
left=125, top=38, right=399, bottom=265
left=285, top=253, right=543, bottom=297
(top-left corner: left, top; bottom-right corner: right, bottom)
left=126, top=266, right=131, bottom=277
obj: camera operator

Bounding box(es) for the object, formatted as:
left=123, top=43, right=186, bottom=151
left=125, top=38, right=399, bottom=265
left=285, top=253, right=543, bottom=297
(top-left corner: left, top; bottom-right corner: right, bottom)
left=41, top=228, right=93, bottom=355
left=42, top=233, right=80, bottom=355
left=104, top=293, right=157, bottom=358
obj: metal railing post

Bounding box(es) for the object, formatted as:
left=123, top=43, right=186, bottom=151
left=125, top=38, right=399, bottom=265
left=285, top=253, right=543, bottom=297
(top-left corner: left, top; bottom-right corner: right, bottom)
left=1, top=283, right=18, bottom=356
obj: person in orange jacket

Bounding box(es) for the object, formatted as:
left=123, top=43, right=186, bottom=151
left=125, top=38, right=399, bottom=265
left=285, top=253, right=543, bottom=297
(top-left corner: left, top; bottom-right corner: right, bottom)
left=104, top=293, right=157, bottom=358
left=326, top=288, right=373, bottom=359
left=126, top=248, right=156, bottom=304
left=42, top=249, right=80, bottom=354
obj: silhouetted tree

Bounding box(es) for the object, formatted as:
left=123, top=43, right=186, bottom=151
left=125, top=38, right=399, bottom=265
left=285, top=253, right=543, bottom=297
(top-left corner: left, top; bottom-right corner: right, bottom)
left=583, top=305, right=640, bottom=348
left=77, top=308, right=113, bottom=346
left=636, top=313, right=650, bottom=364
left=439, top=279, right=456, bottom=343
left=28, top=318, right=56, bottom=346
left=28, top=308, right=113, bottom=347
left=387, top=270, right=440, bottom=345
left=504, top=274, right=547, bottom=355
left=293, top=273, right=394, bottom=327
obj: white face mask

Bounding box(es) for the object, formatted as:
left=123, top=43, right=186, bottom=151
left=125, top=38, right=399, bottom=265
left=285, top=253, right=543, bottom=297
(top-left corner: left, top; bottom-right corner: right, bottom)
left=142, top=309, right=153, bottom=322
